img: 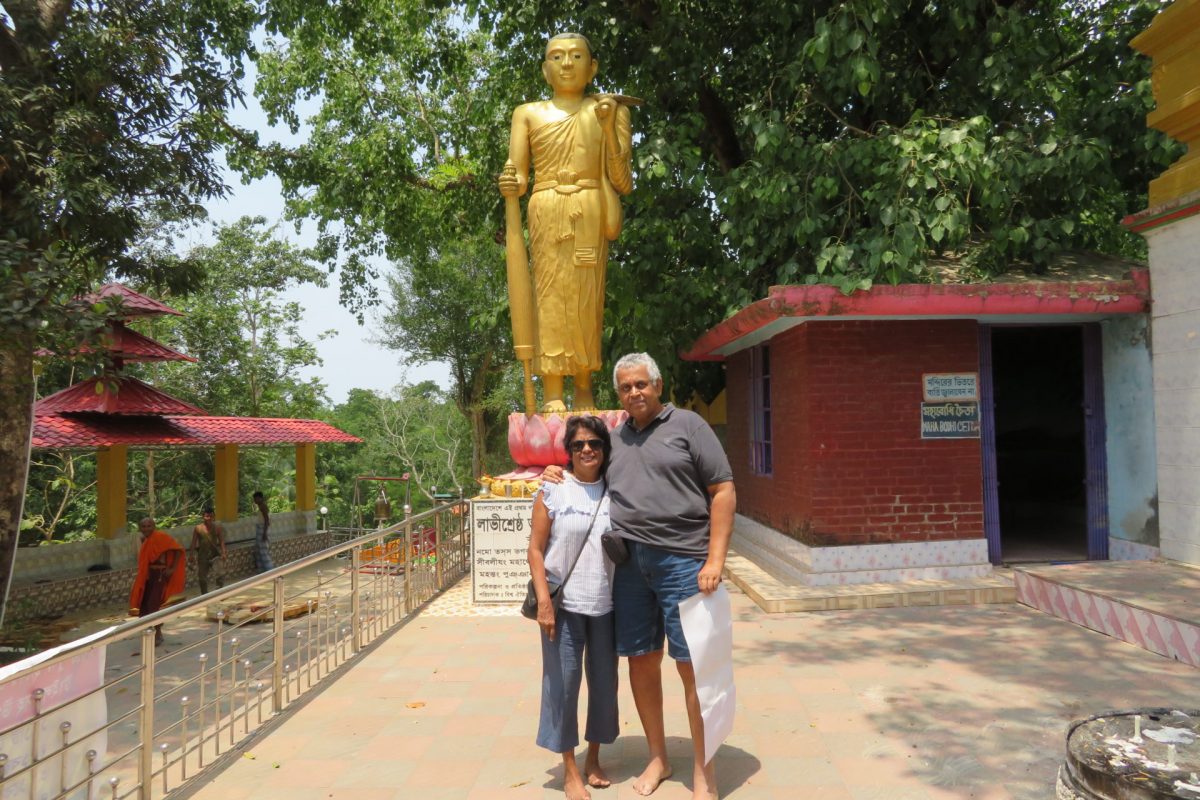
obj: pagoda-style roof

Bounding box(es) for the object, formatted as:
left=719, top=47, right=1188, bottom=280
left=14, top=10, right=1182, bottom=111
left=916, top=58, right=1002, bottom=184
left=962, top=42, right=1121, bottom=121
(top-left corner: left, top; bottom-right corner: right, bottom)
left=86, top=283, right=183, bottom=318
left=35, top=377, right=208, bottom=416
left=36, top=322, right=196, bottom=363
left=32, top=282, right=361, bottom=453
left=32, top=415, right=363, bottom=449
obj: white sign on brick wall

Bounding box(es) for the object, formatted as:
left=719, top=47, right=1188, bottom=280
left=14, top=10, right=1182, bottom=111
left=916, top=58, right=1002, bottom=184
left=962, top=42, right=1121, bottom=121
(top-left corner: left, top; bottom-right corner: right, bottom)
left=923, top=373, right=979, bottom=402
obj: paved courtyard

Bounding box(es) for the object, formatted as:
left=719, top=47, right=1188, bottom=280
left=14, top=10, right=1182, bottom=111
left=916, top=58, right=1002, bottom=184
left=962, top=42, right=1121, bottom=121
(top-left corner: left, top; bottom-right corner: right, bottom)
left=184, top=580, right=1198, bottom=800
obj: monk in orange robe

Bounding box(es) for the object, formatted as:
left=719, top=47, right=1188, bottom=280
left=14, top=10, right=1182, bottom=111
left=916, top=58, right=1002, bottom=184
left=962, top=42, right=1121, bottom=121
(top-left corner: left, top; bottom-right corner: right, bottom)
left=129, top=517, right=187, bottom=646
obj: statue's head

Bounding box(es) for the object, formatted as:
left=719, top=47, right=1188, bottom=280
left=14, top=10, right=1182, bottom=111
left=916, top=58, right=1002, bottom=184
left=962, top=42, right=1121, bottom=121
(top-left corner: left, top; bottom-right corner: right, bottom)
left=543, top=32, right=597, bottom=93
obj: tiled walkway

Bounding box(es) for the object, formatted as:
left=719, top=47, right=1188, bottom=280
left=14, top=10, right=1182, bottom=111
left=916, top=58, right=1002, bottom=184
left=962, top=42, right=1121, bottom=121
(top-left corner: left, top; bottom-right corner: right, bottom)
left=186, top=579, right=1199, bottom=800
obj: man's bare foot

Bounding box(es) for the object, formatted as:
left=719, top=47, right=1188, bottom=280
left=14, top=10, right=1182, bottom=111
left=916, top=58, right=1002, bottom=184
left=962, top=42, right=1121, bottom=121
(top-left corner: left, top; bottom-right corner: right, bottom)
left=564, top=771, right=592, bottom=800
left=542, top=399, right=567, bottom=413
left=691, top=763, right=718, bottom=800
left=632, top=758, right=672, bottom=796
left=584, top=759, right=610, bottom=788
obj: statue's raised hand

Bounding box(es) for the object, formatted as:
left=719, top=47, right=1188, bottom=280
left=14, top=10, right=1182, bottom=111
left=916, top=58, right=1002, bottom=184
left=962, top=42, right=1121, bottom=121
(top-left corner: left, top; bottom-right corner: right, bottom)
left=594, top=95, right=618, bottom=135
left=498, top=160, right=521, bottom=198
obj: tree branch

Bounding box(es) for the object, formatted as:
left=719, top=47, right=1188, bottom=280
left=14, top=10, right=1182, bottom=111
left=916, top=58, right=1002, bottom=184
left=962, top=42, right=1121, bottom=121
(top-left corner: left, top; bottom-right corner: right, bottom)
left=697, top=81, right=744, bottom=173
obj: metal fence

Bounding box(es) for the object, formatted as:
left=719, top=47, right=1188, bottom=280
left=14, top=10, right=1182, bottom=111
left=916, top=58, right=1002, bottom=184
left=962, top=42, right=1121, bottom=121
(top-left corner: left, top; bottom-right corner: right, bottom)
left=0, top=501, right=471, bottom=800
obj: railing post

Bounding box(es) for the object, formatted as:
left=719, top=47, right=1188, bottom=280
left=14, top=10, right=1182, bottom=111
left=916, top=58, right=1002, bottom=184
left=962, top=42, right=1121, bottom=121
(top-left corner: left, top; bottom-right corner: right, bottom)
left=272, top=577, right=285, bottom=712
left=350, top=546, right=362, bottom=654
left=434, top=508, right=444, bottom=589
left=403, top=509, right=413, bottom=613
left=138, top=628, right=156, bottom=800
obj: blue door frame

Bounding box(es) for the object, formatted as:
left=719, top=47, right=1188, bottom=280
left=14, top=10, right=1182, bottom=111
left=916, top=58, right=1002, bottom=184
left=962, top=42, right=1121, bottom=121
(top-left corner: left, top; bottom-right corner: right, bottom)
left=979, top=323, right=1109, bottom=564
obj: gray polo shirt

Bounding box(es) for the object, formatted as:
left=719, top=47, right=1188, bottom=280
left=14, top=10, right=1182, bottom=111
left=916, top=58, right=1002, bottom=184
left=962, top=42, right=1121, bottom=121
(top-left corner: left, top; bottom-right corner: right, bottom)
left=608, top=404, right=733, bottom=558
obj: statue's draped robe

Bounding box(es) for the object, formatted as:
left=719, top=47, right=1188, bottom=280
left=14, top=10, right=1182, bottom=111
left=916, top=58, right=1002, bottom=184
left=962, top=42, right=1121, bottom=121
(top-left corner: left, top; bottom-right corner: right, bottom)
left=527, top=99, right=632, bottom=376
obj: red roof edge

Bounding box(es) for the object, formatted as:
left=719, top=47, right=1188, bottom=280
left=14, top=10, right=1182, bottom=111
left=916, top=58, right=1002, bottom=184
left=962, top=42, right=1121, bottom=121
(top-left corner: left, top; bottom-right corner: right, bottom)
left=86, top=284, right=183, bottom=318
left=681, top=268, right=1150, bottom=362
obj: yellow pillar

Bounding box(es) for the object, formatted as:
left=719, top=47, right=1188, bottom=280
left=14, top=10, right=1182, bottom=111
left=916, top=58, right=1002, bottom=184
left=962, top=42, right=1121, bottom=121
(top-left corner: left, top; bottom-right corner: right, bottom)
left=1131, top=0, right=1200, bottom=205
left=295, top=444, right=316, bottom=511
left=94, top=446, right=128, bottom=539
left=214, top=444, right=239, bottom=522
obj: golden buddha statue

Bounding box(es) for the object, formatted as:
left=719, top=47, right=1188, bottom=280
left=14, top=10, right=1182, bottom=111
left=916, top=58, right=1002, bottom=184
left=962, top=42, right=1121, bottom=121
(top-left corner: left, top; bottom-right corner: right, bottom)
left=498, top=33, right=635, bottom=413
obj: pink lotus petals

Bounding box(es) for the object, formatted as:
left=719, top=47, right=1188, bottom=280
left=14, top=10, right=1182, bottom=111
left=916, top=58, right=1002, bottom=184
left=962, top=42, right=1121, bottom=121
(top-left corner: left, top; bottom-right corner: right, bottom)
left=507, top=411, right=628, bottom=468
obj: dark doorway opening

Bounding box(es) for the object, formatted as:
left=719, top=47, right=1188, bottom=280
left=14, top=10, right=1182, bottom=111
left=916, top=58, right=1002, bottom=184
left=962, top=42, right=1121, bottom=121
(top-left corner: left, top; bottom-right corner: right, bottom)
left=991, top=326, right=1088, bottom=563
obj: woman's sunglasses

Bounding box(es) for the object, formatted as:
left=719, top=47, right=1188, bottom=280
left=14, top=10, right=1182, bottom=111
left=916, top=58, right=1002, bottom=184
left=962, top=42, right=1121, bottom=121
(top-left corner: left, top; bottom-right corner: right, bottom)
left=569, top=438, right=605, bottom=453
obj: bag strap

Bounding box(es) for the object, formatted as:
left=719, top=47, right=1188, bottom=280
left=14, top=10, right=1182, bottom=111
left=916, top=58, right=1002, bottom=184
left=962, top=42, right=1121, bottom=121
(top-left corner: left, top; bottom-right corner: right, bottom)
left=556, top=483, right=607, bottom=591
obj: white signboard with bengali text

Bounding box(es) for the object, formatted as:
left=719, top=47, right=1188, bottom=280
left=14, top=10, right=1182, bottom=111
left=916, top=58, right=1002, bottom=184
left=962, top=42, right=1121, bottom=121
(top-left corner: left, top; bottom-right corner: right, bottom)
left=922, top=372, right=978, bottom=402
left=471, top=498, right=535, bottom=604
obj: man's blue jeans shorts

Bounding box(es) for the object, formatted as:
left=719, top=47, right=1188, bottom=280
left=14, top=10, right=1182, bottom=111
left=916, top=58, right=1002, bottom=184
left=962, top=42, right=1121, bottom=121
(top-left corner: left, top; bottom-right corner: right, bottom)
left=612, top=540, right=704, bottom=662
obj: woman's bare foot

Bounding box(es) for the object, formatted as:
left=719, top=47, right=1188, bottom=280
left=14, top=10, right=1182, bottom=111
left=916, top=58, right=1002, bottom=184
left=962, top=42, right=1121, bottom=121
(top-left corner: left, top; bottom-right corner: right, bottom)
left=564, top=770, right=592, bottom=800
left=584, top=760, right=610, bottom=788
left=632, top=757, right=673, bottom=796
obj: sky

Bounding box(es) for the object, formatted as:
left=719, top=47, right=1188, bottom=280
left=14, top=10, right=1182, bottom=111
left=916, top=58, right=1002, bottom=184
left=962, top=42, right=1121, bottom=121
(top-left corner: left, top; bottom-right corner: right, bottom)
left=191, top=58, right=451, bottom=407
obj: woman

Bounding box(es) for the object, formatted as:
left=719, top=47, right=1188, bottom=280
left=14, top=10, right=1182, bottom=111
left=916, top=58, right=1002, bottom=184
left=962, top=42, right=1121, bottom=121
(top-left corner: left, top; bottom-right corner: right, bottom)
left=528, top=415, right=618, bottom=800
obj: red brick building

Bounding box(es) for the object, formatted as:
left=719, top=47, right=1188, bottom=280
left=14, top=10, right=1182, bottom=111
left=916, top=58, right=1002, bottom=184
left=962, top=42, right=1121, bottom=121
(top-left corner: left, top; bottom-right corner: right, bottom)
left=684, top=264, right=1158, bottom=585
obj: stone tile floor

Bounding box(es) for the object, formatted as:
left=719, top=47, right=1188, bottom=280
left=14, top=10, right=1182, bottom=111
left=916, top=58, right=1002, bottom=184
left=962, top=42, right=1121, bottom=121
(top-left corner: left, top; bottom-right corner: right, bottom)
left=184, top=579, right=1199, bottom=800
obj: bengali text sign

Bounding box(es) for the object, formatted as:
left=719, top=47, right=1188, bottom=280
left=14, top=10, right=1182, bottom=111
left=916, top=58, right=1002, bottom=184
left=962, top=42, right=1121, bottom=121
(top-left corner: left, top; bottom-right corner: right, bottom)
left=471, top=498, right=534, bottom=604
left=923, top=372, right=979, bottom=402
left=921, top=402, right=981, bottom=439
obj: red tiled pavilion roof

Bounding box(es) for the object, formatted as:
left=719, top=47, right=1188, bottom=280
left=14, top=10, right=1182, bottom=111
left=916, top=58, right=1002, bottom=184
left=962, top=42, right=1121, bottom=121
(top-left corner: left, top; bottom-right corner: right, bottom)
left=35, top=377, right=208, bottom=416
left=32, top=415, right=363, bottom=449
left=86, top=284, right=183, bottom=318
left=36, top=323, right=196, bottom=363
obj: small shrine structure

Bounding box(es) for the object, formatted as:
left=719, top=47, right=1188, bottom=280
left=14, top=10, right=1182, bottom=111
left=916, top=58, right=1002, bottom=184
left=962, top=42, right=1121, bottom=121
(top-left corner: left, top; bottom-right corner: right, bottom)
left=31, top=284, right=359, bottom=538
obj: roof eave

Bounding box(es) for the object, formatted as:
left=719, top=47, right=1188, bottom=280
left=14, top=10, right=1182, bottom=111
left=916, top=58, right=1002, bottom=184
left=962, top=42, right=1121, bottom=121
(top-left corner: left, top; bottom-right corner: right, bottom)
left=681, top=269, right=1151, bottom=362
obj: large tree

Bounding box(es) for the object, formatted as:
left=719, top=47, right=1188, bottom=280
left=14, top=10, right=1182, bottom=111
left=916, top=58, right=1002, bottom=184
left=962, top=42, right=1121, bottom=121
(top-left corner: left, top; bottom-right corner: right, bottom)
left=242, top=9, right=514, bottom=469
left=140, top=216, right=331, bottom=419
left=0, top=0, right=258, bottom=621
left=247, top=0, right=1178, bottom=423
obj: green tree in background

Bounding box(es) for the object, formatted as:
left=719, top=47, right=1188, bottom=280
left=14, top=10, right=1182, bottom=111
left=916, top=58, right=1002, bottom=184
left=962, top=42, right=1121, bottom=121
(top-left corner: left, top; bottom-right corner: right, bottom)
left=376, top=233, right=510, bottom=477
left=138, top=216, right=331, bottom=419
left=246, top=0, right=1179, bottom=409
left=0, top=0, right=257, bottom=620
left=319, top=384, right=473, bottom=528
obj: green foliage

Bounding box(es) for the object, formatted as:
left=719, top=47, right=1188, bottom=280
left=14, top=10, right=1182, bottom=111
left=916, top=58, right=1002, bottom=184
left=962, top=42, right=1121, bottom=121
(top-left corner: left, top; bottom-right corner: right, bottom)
left=245, top=0, right=1178, bottom=408
left=318, top=384, right=473, bottom=526
left=376, top=232, right=511, bottom=475
left=131, top=216, right=331, bottom=418
left=0, top=0, right=258, bottom=339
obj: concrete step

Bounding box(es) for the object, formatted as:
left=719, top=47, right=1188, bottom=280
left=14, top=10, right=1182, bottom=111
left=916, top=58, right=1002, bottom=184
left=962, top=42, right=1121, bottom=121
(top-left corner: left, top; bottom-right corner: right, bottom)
left=723, top=549, right=1015, bottom=612
left=1014, top=560, right=1200, bottom=667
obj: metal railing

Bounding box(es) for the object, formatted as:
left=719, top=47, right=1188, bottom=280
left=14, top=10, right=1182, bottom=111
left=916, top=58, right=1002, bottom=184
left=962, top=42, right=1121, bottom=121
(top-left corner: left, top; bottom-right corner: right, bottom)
left=0, top=501, right=470, bottom=800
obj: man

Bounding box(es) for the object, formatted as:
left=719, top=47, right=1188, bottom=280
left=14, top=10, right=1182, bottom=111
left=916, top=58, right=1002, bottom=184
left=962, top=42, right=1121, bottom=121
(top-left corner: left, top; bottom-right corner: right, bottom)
left=130, top=517, right=186, bottom=646
left=498, top=32, right=634, bottom=411
left=191, top=507, right=226, bottom=595
left=252, top=490, right=274, bottom=572
left=545, top=352, right=736, bottom=799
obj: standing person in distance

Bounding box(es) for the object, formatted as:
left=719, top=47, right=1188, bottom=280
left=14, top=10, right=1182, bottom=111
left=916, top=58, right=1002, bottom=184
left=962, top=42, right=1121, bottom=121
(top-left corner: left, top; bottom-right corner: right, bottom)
left=528, top=415, right=619, bottom=800
left=191, top=507, right=226, bottom=594
left=252, top=490, right=274, bottom=572
left=129, top=517, right=186, bottom=646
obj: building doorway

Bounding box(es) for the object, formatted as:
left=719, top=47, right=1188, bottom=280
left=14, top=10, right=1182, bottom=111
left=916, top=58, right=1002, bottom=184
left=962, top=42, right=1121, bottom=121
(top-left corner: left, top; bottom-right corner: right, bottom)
left=983, top=325, right=1096, bottom=563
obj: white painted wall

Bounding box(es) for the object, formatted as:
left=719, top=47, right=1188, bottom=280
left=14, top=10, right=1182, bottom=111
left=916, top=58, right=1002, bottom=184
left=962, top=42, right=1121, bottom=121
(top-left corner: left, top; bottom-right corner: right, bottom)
left=1147, top=213, right=1200, bottom=565
left=1101, top=316, right=1158, bottom=553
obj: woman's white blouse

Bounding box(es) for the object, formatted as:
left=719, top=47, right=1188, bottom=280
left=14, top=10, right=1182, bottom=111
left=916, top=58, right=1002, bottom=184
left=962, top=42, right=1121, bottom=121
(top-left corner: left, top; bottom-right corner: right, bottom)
left=540, top=474, right=613, bottom=616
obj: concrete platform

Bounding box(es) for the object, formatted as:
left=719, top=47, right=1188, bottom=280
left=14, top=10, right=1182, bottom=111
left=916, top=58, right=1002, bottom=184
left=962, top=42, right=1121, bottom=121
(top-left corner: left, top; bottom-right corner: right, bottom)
left=183, top=577, right=1199, bottom=800
left=723, top=549, right=1016, bottom=613
left=1015, top=559, right=1200, bottom=667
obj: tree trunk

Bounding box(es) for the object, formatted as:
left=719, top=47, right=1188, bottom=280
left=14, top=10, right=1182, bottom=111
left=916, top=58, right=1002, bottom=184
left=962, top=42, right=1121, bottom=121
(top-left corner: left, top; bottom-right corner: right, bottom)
left=469, top=407, right=485, bottom=479
left=0, top=333, right=36, bottom=626
left=146, top=450, right=156, bottom=518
